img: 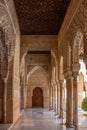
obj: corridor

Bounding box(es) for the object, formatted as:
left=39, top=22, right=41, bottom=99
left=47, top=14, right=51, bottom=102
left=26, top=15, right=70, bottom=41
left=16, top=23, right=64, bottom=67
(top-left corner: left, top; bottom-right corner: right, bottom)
left=9, top=108, right=87, bottom=130
left=11, top=109, right=73, bottom=130
left=0, top=108, right=87, bottom=130
left=11, top=108, right=73, bottom=130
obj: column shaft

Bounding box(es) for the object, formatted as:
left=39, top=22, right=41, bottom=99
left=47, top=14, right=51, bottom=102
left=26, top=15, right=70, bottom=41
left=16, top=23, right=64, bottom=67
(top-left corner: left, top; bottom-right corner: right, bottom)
left=55, top=84, right=58, bottom=115
left=66, top=77, right=73, bottom=127
left=59, top=80, right=64, bottom=118
left=49, top=86, right=51, bottom=110
left=0, top=77, right=4, bottom=122
left=73, top=74, right=78, bottom=130
left=50, top=86, right=53, bottom=110
left=53, top=85, right=56, bottom=111
left=3, top=79, right=7, bottom=123
left=57, top=82, right=60, bottom=116
left=52, top=86, right=54, bottom=110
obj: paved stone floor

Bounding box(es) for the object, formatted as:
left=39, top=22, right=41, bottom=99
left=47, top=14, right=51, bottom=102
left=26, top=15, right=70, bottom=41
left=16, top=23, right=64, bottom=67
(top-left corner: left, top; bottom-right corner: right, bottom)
left=0, top=108, right=87, bottom=130
left=10, top=108, right=73, bottom=130
left=0, top=124, right=11, bottom=130
left=78, top=108, right=87, bottom=130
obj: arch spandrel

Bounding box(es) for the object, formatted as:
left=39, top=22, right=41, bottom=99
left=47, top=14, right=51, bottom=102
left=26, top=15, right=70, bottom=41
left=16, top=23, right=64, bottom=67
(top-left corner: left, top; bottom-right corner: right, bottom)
left=27, top=65, right=48, bottom=83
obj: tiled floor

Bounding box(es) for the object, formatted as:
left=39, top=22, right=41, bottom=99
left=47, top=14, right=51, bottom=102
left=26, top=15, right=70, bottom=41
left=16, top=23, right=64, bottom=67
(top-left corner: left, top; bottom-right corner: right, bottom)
left=10, top=108, right=72, bottom=130
left=0, top=108, right=87, bottom=130
left=10, top=108, right=87, bottom=130
left=0, top=124, right=11, bottom=130
left=78, top=109, right=87, bottom=130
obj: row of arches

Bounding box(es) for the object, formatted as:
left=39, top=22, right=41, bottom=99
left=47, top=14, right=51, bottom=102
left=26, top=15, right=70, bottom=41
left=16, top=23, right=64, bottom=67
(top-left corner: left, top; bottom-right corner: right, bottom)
left=49, top=42, right=86, bottom=130
left=54, top=3, right=87, bottom=128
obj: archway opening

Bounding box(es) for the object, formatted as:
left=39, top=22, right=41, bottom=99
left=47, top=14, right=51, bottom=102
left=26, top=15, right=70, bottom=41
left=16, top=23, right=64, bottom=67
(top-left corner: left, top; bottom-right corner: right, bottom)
left=32, top=87, right=43, bottom=108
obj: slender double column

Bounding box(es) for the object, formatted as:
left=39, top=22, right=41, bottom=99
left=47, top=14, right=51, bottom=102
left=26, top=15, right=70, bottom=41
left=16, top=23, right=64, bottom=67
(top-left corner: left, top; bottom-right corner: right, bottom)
left=56, top=81, right=60, bottom=116
left=51, top=82, right=57, bottom=113
left=53, top=84, right=56, bottom=112
left=51, top=85, right=54, bottom=110
left=0, top=77, right=8, bottom=123
left=55, top=83, right=58, bottom=115
left=73, top=72, right=78, bottom=130
left=3, top=78, right=7, bottom=123
left=65, top=73, right=73, bottom=127
left=59, top=80, right=64, bottom=118
left=71, top=60, right=79, bottom=130
left=0, top=77, right=4, bottom=122
left=49, top=85, right=53, bottom=110
left=84, top=82, right=87, bottom=97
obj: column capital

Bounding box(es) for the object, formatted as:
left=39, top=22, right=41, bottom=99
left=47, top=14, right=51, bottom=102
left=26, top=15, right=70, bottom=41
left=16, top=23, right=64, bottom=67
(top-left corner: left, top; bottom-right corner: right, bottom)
left=51, top=81, right=57, bottom=87
left=55, top=79, right=59, bottom=84
left=72, top=71, right=79, bottom=78
left=59, top=80, right=64, bottom=84
left=83, top=56, right=87, bottom=70
left=72, top=63, right=80, bottom=72
left=83, top=34, right=87, bottom=69
left=84, top=81, right=87, bottom=91
left=64, top=69, right=72, bottom=80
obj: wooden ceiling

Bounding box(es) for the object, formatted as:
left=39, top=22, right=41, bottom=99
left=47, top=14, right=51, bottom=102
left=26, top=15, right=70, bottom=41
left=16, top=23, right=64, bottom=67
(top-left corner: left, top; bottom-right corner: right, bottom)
left=14, top=0, right=71, bottom=35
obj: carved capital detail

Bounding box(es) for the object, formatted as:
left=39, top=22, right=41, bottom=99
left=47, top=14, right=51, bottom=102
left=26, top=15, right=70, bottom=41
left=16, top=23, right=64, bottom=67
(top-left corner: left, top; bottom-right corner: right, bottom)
left=72, top=71, right=78, bottom=77
left=64, top=69, right=72, bottom=80
left=71, top=63, right=80, bottom=72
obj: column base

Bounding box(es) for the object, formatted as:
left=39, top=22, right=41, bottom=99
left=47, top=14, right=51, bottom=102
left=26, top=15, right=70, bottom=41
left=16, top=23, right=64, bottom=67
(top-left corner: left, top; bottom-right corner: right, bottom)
left=73, top=125, right=78, bottom=130
left=54, top=113, right=58, bottom=116
left=49, top=108, right=53, bottom=111
left=66, top=122, right=74, bottom=128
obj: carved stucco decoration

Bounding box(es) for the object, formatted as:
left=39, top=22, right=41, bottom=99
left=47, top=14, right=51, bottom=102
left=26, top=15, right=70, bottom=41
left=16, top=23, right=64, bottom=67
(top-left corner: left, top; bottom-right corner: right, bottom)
left=58, top=0, right=87, bottom=71
left=74, top=30, right=83, bottom=48
left=62, top=0, right=87, bottom=49
left=51, top=49, right=58, bottom=62
left=27, top=65, right=48, bottom=76
left=0, top=0, right=5, bottom=4
left=42, top=65, right=48, bottom=73
left=0, top=27, right=8, bottom=78
left=27, top=65, right=49, bottom=85
left=27, top=65, right=36, bottom=74
left=27, top=65, right=48, bottom=75
left=0, top=5, right=16, bottom=62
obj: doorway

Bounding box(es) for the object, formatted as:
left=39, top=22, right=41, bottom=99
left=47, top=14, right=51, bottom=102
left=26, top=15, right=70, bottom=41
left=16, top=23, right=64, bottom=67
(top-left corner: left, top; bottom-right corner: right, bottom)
left=32, top=87, right=43, bottom=107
